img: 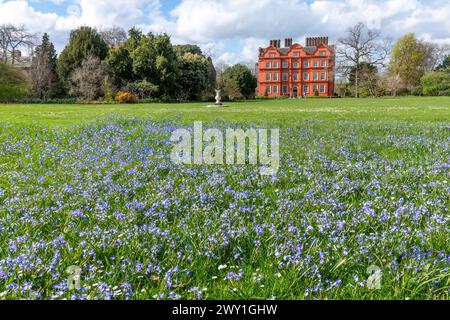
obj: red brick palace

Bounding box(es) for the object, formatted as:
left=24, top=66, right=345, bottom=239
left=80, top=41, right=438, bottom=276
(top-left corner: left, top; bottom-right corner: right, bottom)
left=257, top=37, right=335, bottom=97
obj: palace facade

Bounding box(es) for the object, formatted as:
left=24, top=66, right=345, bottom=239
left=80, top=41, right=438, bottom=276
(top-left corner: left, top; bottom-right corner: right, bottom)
left=257, top=37, right=335, bottom=97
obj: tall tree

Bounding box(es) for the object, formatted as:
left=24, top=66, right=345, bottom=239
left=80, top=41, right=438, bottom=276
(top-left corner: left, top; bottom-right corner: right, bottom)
left=57, top=26, right=108, bottom=86
left=152, top=34, right=179, bottom=96
left=129, top=32, right=179, bottom=96
left=389, top=33, right=439, bottom=92
left=176, top=52, right=210, bottom=100
left=107, top=29, right=179, bottom=97
left=174, top=44, right=216, bottom=99
left=105, top=28, right=143, bottom=84
left=221, top=64, right=257, bottom=99
left=30, top=33, right=59, bottom=99
left=337, top=22, right=390, bottom=97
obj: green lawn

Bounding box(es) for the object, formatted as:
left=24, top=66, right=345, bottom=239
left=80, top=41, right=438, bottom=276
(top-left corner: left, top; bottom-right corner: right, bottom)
left=0, top=97, right=449, bottom=300
left=0, top=96, right=449, bottom=127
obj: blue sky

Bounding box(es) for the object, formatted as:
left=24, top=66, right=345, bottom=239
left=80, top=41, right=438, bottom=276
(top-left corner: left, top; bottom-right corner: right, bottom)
left=1, top=0, right=449, bottom=65
left=29, top=0, right=178, bottom=16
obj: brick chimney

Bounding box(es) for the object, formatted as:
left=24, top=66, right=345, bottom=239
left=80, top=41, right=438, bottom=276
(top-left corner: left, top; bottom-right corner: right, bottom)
left=306, top=37, right=329, bottom=46
left=270, top=39, right=279, bottom=48
left=284, top=38, right=293, bottom=47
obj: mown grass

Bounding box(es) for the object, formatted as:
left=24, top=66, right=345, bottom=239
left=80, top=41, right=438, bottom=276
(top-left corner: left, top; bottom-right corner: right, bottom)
left=0, top=96, right=449, bottom=127
left=0, top=97, right=449, bottom=300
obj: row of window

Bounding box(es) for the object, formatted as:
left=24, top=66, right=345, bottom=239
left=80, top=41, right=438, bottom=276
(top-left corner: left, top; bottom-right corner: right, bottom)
left=268, top=51, right=326, bottom=58
left=266, top=84, right=327, bottom=94
left=264, top=71, right=327, bottom=81
left=264, top=60, right=327, bottom=69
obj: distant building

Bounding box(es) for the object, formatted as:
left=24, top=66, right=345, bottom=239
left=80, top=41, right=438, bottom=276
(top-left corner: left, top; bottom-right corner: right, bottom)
left=257, top=37, right=336, bottom=97
left=6, top=49, right=32, bottom=71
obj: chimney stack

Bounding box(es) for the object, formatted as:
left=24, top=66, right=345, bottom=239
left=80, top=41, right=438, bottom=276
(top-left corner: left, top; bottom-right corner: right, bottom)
left=269, top=39, right=280, bottom=48
left=306, top=36, right=329, bottom=47
left=284, top=38, right=293, bottom=47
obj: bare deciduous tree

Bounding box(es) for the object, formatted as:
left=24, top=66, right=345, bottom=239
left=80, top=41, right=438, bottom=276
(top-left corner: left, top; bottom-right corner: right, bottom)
left=421, top=42, right=450, bottom=73
left=99, top=26, right=127, bottom=48
left=0, top=24, right=36, bottom=64
left=337, top=22, right=391, bottom=97
left=70, top=55, right=110, bottom=100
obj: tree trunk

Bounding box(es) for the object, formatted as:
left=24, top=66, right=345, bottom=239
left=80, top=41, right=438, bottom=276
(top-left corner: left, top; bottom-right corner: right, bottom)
left=355, top=67, right=359, bottom=98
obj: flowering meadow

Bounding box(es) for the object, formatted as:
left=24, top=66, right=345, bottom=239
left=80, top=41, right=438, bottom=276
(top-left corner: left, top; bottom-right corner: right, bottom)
left=0, top=99, right=449, bottom=300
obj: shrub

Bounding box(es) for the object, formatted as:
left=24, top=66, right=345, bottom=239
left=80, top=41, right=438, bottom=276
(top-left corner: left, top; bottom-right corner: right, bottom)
left=421, top=71, right=450, bottom=96
left=114, top=91, right=137, bottom=103
left=124, top=80, right=158, bottom=99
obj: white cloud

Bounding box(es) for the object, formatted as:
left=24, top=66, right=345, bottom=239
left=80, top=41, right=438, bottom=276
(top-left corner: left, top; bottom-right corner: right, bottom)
left=74, top=0, right=160, bottom=28
left=0, top=0, right=163, bottom=51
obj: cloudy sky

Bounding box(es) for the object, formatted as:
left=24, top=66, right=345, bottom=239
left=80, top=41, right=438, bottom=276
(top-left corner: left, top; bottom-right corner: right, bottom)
left=1, top=0, right=449, bottom=65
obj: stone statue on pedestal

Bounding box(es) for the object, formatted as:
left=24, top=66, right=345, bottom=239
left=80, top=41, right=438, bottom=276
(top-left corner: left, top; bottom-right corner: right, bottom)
left=215, top=89, right=222, bottom=106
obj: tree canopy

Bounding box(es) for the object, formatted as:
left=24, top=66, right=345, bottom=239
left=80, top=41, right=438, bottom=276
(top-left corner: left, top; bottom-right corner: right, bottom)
left=337, top=22, right=389, bottom=97
left=174, top=44, right=203, bottom=57
left=221, top=64, right=257, bottom=99
left=57, top=26, right=109, bottom=86
left=389, top=33, right=437, bottom=92
left=176, top=52, right=210, bottom=100
left=106, top=30, right=179, bottom=98
left=421, top=71, right=450, bottom=96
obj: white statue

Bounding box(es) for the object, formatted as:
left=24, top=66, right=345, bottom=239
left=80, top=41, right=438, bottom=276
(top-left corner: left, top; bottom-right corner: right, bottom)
left=215, top=89, right=222, bottom=105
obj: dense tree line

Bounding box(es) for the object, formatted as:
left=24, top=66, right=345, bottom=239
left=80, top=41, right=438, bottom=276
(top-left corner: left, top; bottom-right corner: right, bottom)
left=1, top=23, right=449, bottom=102
left=0, top=25, right=257, bottom=102
left=337, top=23, right=450, bottom=97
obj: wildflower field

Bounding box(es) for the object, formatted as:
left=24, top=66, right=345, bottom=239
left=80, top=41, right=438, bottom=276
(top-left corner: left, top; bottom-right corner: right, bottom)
left=0, top=97, right=449, bottom=300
